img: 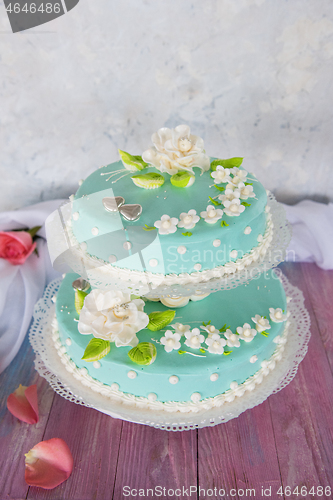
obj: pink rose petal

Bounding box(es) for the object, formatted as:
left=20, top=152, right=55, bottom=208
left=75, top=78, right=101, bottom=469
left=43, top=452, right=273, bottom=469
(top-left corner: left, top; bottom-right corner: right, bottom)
left=7, top=384, right=39, bottom=424
left=25, top=438, right=73, bottom=489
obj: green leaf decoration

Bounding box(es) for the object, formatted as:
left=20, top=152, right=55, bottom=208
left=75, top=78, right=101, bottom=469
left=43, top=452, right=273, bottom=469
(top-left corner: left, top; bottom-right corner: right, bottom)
left=81, top=338, right=110, bottom=362
left=199, top=348, right=206, bottom=354
left=245, top=182, right=253, bottom=186
left=260, top=331, right=269, bottom=337
left=143, top=224, right=156, bottom=231
left=182, top=231, right=192, bottom=236
left=75, top=289, right=88, bottom=314
left=178, top=350, right=186, bottom=355
left=223, top=350, right=233, bottom=356
left=128, top=342, right=157, bottom=365
left=210, top=157, right=243, bottom=171
left=202, top=320, right=211, bottom=327
left=241, top=201, right=251, bottom=207
left=221, top=220, right=229, bottom=227
left=170, top=171, right=195, bottom=188
left=27, top=225, right=42, bottom=239
left=147, top=310, right=176, bottom=331
left=214, top=185, right=225, bottom=191
left=131, top=172, right=165, bottom=189
left=219, top=323, right=227, bottom=332
left=118, top=149, right=148, bottom=171
left=208, top=196, right=221, bottom=206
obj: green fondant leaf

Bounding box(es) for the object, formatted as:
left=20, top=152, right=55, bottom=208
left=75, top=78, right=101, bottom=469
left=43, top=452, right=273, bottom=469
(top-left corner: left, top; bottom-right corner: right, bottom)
left=81, top=338, right=110, bottom=362
left=245, top=182, right=253, bottom=186
left=260, top=331, right=269, bottom=337
left=219, top=323, right=227, bottom=333
left=208, top=196, right=221, bottom=206
left=143, top=224, right=156, bottom=231
left=223, top=350, right=233, bottom=356
left=27, top=225, right=42, bottom=238
left=202, top=320, right=211, bottom=327
left=178, top=350, right=186, bottom=355
left=147, top=310, right=176, bottom=331
left=210, top=157, right=243, bottom=171
left=221, top=220, right=229, bottom=227
left=182, top=231, right=192, bottom=236
left=128, top=342, right=157, bottom=365
left=170, top=171, right=195, bottom=188
left=75, top=289, right=88, bottom=315
left=118, top=149, right=148, bottom=171
left=214, top=185, right=225, bottom=191
left=199, top=348, right=206, bottom=354
left=131, top=172, right=165, bottom=189
left=241, top=201, right=251, bottom=207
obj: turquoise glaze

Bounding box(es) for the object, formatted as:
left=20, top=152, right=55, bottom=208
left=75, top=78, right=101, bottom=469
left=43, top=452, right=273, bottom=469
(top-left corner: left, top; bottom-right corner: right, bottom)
left=71, top=162, right=267, bottom=275
left=56, top=271, right=287, bottom=403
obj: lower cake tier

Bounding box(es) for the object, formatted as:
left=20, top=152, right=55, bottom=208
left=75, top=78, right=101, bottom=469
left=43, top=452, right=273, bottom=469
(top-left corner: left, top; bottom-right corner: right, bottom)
left=53, top=270, right=289, bottom=412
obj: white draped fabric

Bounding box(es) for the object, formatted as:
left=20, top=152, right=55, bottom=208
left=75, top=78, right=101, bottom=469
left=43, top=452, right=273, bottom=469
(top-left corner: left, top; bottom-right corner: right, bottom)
left=1, top=198, right=332, bottom=374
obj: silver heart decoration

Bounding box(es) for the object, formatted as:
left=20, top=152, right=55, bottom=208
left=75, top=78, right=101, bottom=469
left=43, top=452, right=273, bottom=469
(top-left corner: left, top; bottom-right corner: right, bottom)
left=119, top=204, right=142, bottom=221
left=102, top=196, right=125, bottom=212
left=72, top=278, right=90, bottom=292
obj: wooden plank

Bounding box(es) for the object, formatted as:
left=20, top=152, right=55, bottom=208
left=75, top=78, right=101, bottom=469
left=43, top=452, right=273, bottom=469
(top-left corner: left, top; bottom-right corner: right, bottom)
left=268, top=263, right=333, bottom=493
left=0, top=332, right=55, bottom=500
left=27, top=395, right=123, bottom=500
left=198, top=402, right=283, bottom=500
left=113, top=421, right=198, bottom=499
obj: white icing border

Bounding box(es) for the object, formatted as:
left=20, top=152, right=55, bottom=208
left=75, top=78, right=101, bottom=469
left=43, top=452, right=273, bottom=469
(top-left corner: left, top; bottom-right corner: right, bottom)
left=51, top=314, right=289, bottom=413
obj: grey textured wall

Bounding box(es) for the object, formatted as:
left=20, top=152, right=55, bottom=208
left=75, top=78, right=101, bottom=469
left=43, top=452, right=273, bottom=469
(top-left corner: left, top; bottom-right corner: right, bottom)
left=1, top=0, right=333, bottom=210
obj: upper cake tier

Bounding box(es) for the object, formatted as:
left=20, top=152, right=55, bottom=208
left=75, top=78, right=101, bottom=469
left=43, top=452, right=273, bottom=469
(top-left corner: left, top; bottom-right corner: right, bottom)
left=63, top=125, right=274, bottom=295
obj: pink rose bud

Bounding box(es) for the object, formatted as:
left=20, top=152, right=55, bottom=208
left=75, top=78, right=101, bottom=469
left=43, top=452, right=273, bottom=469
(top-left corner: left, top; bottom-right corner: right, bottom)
left=0, top=230, right=36, bottom=265
left=25, top=438, right=73, bottom=489
left=7, top=384, right=39, bottom=424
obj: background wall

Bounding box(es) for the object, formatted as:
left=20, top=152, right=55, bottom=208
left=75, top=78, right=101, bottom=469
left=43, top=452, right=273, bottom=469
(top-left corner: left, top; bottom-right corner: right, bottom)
left=1, top=0, right=333, bottom=211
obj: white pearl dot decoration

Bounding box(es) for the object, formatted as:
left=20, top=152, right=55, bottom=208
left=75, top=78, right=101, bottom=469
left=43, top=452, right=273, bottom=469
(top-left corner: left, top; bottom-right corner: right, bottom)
left=191, top=392, right=201, bottom=403
left=244, top=226, right=252, bottom=235
left=127, top=370, right=137, bottom=379
left=65, top=338, right=72, bottom=346
left=177, top=245, right=187, bottom=255
left=194, top=263, right=202, bottom=271
left=250, top=355, right=258, bottom=363
left=78, top=179, right=83, bottom=186
left=123, top=241, right=132, bottom=250
left=149, top=258, right=158, bottom=267
left=213, top=239, right=221, bottom=247
left=230, top=250, right=238, bottom=259
left=93, top=361, right=101, bottom=369
left=72, top=212, right=79, bottom=221
left=210, top=373, right=219, bottom=382
left=111, top=383, right=119, bottom=391
left=81, top=242, right=87, bottom=251
left=108, top=255, right=117, bottom=264
left=257, top=234, right=263, bottom=242
left=91, top=227, right=99, bottom=236
left=80, top=367, right=88, bottom=375
left=230, top=381, right=238, bottom=390
left=169, top=375, right=179, bottom=384
left=148, top=393, right=157, bottom=402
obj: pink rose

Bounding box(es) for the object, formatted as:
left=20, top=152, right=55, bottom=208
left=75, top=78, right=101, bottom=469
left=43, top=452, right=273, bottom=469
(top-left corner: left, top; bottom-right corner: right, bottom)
left=0, top=231, right=36, bottom=265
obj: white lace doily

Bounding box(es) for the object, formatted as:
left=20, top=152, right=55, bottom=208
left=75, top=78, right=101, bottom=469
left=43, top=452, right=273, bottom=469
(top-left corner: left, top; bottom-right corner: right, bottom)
left=29, top=270, right=310, bottom=431
left=47, top=192, right=291, bottom=298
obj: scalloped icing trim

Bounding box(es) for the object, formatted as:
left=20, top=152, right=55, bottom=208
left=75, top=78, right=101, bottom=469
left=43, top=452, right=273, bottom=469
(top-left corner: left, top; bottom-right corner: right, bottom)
left=65, top=211, right=273, bottom=290
left=51, top=315, right=289, bottom=414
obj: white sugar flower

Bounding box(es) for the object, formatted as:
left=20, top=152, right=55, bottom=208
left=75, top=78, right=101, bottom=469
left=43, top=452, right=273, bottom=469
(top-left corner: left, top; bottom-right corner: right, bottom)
left=251, top=314, right=271, bottom=333
left=184, top=328, right=205, bottom=349
left=170, top=322, right=191, bottom=336
left=178, top=209, right=200, bottom=230
left=160, top=296, right=189, bottom=308
left=238, top=182, right=255, bottom=200
left=160, top=330, right=181, bottom=353
left=78, top=290, right=149, bottom=347
left=230, top=167, right=248, bottom=186
left=224, top=329, right=241, bottom=348
left=211, top=166, right=232, bottom=185
left=223, top=199, right=245, bottom=217
left=269, top=308, right=287, bottom=323
left=205, top=333, right=227, bottom=354
left=154, top=214, right=179, bottom=235
left=218, top=187, right=241, bottom=205
left=200, top=205, right=223, bottom=224
left=237, top=323, right=257, bottom=342
left=142, top=125, right=210, bottom=175
left=200, top=324, right=220, bottom=337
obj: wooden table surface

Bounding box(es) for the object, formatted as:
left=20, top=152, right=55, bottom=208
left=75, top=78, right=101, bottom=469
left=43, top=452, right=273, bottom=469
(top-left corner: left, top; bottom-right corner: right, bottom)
left=1, top=262, right=333, bottom=500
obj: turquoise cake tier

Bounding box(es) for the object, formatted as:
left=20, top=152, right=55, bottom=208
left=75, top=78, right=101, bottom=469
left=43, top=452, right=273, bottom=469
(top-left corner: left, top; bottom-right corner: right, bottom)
left=70, top=161, right=269, bottom=276
left=54, top=270, right=287, bottom=406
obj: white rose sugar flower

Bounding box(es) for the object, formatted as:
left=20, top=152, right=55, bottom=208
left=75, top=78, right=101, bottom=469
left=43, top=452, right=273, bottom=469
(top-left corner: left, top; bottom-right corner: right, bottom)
left=269, top=308, right=287, bottom=323
left=154, top=214, right=179, bottom=235
left=160, top=330, right=182, bottom=353
left=237, top=323, right=257, bottom=342
left=184, top=328, right=205, bottom=349
left=200, top=205, right=223, bottom=224
left=251, top=314, right=271, bottom=332
left=205, top=333, right=227, bottom=354
left=178, top=209, right=200, bottom=230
